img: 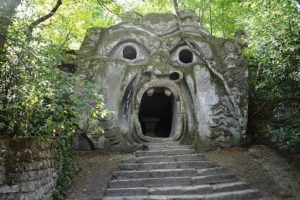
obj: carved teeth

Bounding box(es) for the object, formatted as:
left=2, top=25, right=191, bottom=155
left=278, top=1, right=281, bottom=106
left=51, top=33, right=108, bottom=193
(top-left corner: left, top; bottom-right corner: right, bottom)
left=164, top=88, right=172, bottom=97
left=147, top=88, right=154, bottom=96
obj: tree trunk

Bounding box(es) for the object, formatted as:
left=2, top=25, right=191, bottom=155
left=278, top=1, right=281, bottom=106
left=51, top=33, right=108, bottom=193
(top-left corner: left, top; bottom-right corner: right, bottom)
left=0, top=0, right=21, bottom=51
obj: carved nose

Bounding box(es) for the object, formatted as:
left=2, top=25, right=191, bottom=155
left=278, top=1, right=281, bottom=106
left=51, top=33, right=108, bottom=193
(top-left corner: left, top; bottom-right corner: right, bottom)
left=169, top=71, right=183, bottom=82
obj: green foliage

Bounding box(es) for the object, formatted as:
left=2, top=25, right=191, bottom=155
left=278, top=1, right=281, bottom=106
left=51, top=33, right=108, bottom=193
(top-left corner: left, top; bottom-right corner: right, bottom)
left=14, top=0, right=123, bottom=49
left=53, top=136, right=74, bottom=200
left=0, top=1, right=114, bottom=198
left=273, top=128, right=300, bottom=153
left=272, top=102, right=300, bottom=153
left=0, top=31, right=107, bottom=138
left=242, top=0, right=300, bottom=153
left=1, top=0, right=113, bottom=138
left=132, top=0, right=173, bottom=14
left=182, top=0, right=244, bottom=37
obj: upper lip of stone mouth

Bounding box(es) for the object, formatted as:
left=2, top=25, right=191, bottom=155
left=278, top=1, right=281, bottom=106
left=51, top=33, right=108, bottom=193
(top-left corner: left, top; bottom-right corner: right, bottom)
left=136, top=79, right=180, bottom=105
left=144, top=87, right=173, bottom=97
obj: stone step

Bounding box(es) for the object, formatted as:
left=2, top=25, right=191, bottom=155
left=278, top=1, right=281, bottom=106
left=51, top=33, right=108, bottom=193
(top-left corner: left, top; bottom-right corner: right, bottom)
left=113, top=168, right=197, bottom=180
left=145, top=142, right=181, bottom=147
left=192, top=174, right=238, bottom=185
left=109, top=176, right=192, bottom=188
left=212, top=181, right=249, bottom=192
left=146, top=145, right=192, bottom=151
left=106, top=181, right=249, bottom=196
left=123, top=154, right=205, bottom=163
left=103, top=189, right=261, bottom=200
left=106, top=185, right=211, bottom=196
left=109, top=174, right=238, bottom=188
left=135, top=149, right=194, bottom=157
left=147, top=147, right=193, bottom=151
left=197, top=167, right=227, bottom=176
left=119, top=161, right=215, bottom=171
left=145, top=146, right=187, bottom=150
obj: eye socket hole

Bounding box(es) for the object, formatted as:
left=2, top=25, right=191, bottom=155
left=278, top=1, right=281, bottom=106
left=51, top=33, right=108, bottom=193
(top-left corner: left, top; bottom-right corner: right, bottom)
left=179, top=49, right=193, bottom=64
left=123, top=46, right=137, bottom=60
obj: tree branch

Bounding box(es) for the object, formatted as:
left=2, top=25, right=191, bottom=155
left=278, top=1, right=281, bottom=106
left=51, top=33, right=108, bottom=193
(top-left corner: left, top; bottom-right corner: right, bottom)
left=97, top=0, right=120, bottom=16
left=209, top=1, right=213, bottom=35
left=250, top=102, right=267, bottom=120
left=26, top=0, right=62, bottom=39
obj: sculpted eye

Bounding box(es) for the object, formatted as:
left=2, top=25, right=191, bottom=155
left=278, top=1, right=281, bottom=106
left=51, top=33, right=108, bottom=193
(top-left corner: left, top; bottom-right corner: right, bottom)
left=110, top=42, right=149, bottom=64
left=171, top=45, right=199, bottom=66
left=179, top=49, right=193, bottom=64
left=123, top=46, right=137, bottom=60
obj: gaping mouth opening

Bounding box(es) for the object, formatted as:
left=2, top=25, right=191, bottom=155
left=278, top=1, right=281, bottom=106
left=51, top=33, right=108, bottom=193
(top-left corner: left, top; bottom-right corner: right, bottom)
left=138, top=87, right=173, bottom=138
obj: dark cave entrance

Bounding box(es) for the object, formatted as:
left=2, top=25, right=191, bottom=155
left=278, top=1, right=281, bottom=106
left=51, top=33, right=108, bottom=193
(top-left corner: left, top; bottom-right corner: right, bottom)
left=138, top=88, right=173, bottom=138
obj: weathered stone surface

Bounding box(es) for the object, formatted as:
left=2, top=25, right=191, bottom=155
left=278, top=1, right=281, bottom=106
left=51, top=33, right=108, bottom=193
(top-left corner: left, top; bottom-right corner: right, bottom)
left=76, top=10, right=249, bottom=150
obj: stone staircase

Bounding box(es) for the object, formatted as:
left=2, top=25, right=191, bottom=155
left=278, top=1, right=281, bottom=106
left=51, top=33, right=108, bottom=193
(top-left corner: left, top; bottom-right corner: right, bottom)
left=103, top=142, right=262, bottom=200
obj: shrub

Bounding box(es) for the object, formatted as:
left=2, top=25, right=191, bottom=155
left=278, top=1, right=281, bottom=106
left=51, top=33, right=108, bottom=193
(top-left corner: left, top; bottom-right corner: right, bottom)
left=0, top=24, right=109, bottom=200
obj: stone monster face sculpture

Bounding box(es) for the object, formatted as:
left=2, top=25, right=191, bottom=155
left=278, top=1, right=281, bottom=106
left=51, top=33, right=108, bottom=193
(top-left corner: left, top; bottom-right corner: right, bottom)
left=77, top=11, right=248, bottom=150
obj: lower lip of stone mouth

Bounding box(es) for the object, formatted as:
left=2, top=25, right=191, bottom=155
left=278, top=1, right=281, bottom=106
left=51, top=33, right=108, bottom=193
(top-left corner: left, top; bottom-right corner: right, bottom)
left=138, top=87, right=174, bottom=138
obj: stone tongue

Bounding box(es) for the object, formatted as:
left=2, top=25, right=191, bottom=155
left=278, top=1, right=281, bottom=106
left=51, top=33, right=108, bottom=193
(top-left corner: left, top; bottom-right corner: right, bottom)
left=164, top=88, right=172, bottom=97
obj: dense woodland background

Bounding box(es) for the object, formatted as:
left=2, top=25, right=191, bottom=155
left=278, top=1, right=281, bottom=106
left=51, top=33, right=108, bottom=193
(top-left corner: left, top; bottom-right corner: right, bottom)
left=0, top=0, right=299, bottom=198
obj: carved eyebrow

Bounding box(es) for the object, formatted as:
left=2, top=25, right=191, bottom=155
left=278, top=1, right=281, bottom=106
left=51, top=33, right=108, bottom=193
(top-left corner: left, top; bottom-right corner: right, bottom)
left=165, top=31, right=213, bottom=59
left=97, top=30, right=158, bottom=56
left=108, top=39, right=150, bottom=57
left=161, top=31, right=196, bottom=52
left=169, top=42, right=189, bottom=53
left=113, top=39, right=148, bottom=49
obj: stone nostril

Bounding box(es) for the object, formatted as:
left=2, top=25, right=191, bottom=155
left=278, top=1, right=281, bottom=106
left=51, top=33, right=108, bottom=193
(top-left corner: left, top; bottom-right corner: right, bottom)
left=169, top=72, right=181, bottom=81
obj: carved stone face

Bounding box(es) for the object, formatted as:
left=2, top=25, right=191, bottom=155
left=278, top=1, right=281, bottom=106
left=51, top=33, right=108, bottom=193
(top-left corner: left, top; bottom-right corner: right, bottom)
left=77, top=11, right=248, bottom=150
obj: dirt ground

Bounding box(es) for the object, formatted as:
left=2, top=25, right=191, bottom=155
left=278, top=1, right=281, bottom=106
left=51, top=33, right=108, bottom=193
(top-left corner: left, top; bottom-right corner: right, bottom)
left=67, top=145, right=300, bottom=200
left=206, top=145, right=300, bottom=200
left=66, top=151, right=130, bottom=200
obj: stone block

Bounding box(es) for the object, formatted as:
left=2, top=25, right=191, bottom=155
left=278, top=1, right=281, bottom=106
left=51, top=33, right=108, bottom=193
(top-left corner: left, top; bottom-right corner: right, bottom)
left=0, top=171, right=5, bottom=185
left=21, top=181, right=35, bottom=192
left=24, top=161, right=43, bottom=171
left=6, top=173, right=22, bottom=184
left=19, top=171, right=36, bottom=181
left=0, top=185, right=20, bottom=193
left=42, top=160, right=51, bottom=169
